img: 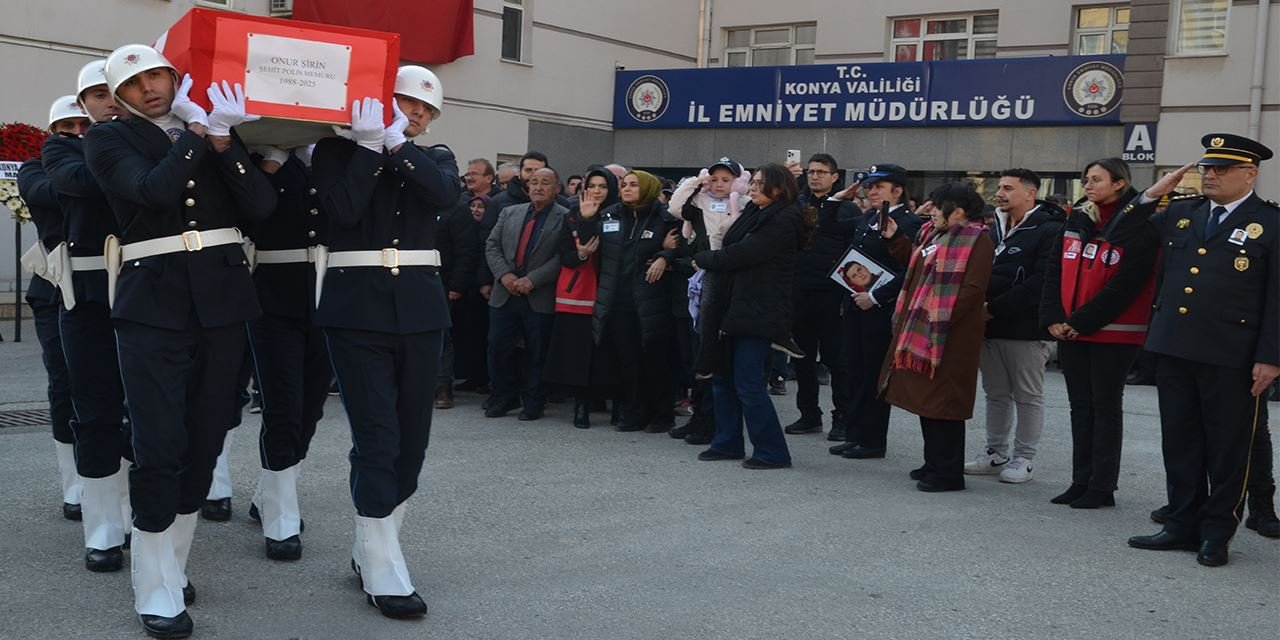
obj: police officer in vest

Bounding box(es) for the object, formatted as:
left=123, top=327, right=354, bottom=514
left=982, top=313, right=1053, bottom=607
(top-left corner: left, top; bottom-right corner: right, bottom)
left=43, top=62, right=134, bottom=573
left=311, top=66, right=459, bottom=618
left=85, top=44, right=275, bottom=636
left=17, top=98, right=84, bottom=526
left=1126, top=134, right=1278, bottom=567
left=242, top=142, right=328, bottom=561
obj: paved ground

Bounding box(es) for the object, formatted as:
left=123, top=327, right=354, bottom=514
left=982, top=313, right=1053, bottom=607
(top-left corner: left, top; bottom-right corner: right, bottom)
left=1, top=320, right=1277, bottom=639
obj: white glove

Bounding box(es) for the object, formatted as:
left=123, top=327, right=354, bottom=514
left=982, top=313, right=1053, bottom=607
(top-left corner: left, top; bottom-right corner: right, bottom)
left=169, top=74, right=208, bottom=127
left=207, top=80, right=260, bottom=136
left=384, top=99, right=409, bottom=152
left=348, top=97, right=385, bottom=153
left=249, top=145, right=289, bottom=166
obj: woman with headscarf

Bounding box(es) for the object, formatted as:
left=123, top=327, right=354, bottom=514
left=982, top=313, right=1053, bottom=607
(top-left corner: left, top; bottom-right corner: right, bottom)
left=575, top=169, right=680, bottom=432
left=543, top=167, right=619, bottom=428
left=879, top=183, right=995, bottom=492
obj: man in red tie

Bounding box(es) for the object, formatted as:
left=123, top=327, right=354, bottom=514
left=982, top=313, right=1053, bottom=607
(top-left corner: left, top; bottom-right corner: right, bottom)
left=483, top=167, right=569, bottom=420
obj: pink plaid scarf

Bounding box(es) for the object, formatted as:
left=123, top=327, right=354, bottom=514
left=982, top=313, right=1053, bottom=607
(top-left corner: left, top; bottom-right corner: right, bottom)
left=891, top=220, right=986, bottom=378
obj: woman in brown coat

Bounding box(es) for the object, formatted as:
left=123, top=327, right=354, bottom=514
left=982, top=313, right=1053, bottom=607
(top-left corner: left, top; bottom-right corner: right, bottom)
left=878, top=183, right=995, bottom=492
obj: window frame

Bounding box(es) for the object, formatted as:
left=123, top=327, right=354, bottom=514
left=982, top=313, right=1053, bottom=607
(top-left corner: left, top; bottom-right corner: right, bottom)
left=723, top=24, right=816, bottom=67
left=196, top=0, right=233, bottom=8
left=501, top=0, right=529, bottom=63
left=1072, top=4, right=1130, bottom=55
left=1169, top=0, right=1231, bottom=56
left=268, top=0, right=292, bottom=16
left=888, top=12, right=999, bottom=62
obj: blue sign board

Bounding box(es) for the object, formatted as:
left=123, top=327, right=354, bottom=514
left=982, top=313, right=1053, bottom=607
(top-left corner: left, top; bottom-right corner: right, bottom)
left=614, top=55, right=1125, bottom=129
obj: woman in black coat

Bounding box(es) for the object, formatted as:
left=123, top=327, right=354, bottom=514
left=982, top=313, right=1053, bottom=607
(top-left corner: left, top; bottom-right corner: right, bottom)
left=576, top=170, right=680, bottom=432
left=694, top=164, right=804, bottom=469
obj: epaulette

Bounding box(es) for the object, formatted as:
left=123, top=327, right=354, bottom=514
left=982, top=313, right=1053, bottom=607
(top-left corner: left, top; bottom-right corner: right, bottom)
left=1264, top=199, right=1279, bottom=210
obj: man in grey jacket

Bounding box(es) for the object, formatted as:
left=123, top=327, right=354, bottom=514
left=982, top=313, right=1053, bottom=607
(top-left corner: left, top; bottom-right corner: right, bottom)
left=484, top=167, right=568, bottom=420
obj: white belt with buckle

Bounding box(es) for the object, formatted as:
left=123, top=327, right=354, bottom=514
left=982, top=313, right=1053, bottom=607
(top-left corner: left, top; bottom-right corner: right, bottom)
left=120, top=228, right=242, bottom=262
left=70, top=255, right=106, bottom=271
left=326, top=248, right=440, bottom=268
left=256, top=247, right=322, bottom=265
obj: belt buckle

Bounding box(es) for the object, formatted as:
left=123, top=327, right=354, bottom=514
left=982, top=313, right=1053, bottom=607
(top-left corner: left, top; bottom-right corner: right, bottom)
left=381, top=248, right=399, bottom=268
left=181, top=230, right=203, bottom=252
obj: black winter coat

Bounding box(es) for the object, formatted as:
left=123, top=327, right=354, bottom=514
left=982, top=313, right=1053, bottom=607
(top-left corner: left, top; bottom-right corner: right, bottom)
left=826, top=202, right=922, bottom=310
left=694, top=200, right=803, bottom=340
left=795, top=191, right=857, bottom=293
left=985, top=201, right=1066, bottom=340
left=437, top=196, right=481, bottom=294
left=580, top=200, right=678, bottom=345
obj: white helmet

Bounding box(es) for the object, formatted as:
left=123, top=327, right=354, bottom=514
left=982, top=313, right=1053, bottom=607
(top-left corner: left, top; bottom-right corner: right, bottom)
left=394, top=65, right=443, bottom=118
left=48, top=95, right=88, bottom=129
left=76, top=59, right=109, bottom=99
left=104, top=44, right=175, bottom=97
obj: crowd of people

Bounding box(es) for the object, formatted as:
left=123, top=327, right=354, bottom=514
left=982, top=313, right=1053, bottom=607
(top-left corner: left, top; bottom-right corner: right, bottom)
left=14, top=41, right=1279, bottom=639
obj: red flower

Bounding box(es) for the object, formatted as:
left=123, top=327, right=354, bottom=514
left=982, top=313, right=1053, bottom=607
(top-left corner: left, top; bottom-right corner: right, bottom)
left=0, top=122, right=51, bottom=162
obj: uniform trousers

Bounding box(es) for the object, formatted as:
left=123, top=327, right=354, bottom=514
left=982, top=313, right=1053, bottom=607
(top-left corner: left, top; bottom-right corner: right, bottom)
left=1155, top=354, right=1259, bottom=544
left=709, top=336, right=791, bottom=465
left=843, top=304, right=893, bottom=448
left=115, top=319, right=245, bottom=532
left=326, top=328, right=442, bottom=519
left=248, top=313, right=330, bottom=471
left=1058, top=341, right=1140, bottom=492
left=792, top=290, right=848, bottom=423
left=29, top=288, right=74, bottom=444
left=607, top=308, right=672, bottom=429
left=60, top=300, right=131, bottom=477
left=1248, top=403, right=1275, bottom=504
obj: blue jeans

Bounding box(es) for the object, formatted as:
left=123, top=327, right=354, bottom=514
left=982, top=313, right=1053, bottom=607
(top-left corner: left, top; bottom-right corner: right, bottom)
left=709, top=336, right=792, bottom=465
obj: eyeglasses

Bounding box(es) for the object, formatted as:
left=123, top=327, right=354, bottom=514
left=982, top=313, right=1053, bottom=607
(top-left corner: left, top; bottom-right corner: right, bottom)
left=804, top=169, right=833, bottom=176
left=1197, top=164, right=1251, bottom=176
left=748, top=180, right=764, bottom=187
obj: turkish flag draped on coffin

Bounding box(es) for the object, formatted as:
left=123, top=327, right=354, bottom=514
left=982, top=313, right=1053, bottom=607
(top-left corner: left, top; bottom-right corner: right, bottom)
left=293, top=0, right=474, bottom=64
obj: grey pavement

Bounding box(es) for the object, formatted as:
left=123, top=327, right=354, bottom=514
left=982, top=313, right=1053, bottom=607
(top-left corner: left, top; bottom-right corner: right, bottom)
left=1, top=321, right=1277, bottom=640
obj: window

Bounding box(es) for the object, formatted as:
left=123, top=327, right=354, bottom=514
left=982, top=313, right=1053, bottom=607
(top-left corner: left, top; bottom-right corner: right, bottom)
left=890, top=13, right=998, bottom=61
left=269, top=0, right=292, bottom=16
left=196, top=0, right=231, bottom=7
left=502, top=0, right=524, bottom=62
left=724, top=24, right=816, bottom=67
left=1173, top=0, right=1229, bottom=54
left=1074, top=5, right=1129, bottom=54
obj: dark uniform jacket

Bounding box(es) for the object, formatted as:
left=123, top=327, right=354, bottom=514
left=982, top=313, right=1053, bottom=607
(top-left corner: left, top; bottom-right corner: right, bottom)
left=246, top=155, right=324, bottom=320
left=42, top=134, right=119, bottom=307
left=310, top=137, right=460, bottom=334
left=826, top=202, right=923, bottom=310
left=84, top=117, right=276, bottom=330
left=985, top=201, right=1066, bottom=340
left=1133, top=192, right=1279, bottom=369
left=437, top=195, right=481, bottom=295
left=579, top=199, right=679, bottom=345
left=16, top=159, right=62, bottom=305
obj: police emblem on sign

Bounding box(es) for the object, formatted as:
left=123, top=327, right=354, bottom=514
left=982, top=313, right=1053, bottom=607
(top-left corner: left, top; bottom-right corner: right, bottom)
left=1062, top=61, right=1124, bottom=118
left=625, top=75, right=670, bottom=123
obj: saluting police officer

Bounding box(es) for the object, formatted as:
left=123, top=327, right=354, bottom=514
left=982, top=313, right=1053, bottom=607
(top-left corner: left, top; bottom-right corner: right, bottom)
left=85, top=44, right=275, bottom=637
left=42, top=62, right=134, bottom=573
left=17, top=99, right=84, bottom=525
left=241, top=143, right=329, bottom=561
left=1127, top=134, right=1278, bottom=568
left=311, top=66, right=459, bottom=619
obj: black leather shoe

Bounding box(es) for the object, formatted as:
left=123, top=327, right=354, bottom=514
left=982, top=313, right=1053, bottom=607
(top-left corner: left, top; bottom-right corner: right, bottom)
left=140, top=611, right=193, bottom=639
left=1127, top=530, right=1198, bottom=551
left=684, top=431, right=713, bottom=446
left=63, top=502, right=82, bottom=521
left=517, top=406, right=543, bottom=421
left=573, top=400, right=591, bottom=430
left=697, top=449, right=744, bottom=462
left=826, top=426, right=847, bottom=442
left=908, top=466, right=929, bottom=481
left=645, top=422, right=673, bottom=434
left=1196, top=540, right=1229, bottom=567
left=484, top=398, right=520, bottom=418
left=266, top=535, right=302, bottom=561
left=916, top=479, right=965, bottom=492
left=1050, top=484, right=1088, bottom=505
left=841, top=445, right=886, bottom=459
left=481, top=394, right=506, bottom=412
left=85, top=546, right=124, bottom=572
left=1124, top=372, right=1155, bottom=386
left=828, top=442, right=856, bottom=456
left=247, top=503, right=305, bottom=532
left=742, top=458, right=791, bottom=470
left=669, top=423, right=694, bottom=439
left=1246, top=511, right=1280, bottom=538
left=615, top=422, right=645, bottom=432
left=1069, top=489, right=1115, bottom=509
left=784, top=418, right=822, bottom=435
left=183, top=582, right=195, bottom=606
left=367, top=592, right=428, bottom=619
left=768, top=377, right=788, bottom=396
left=1150, top=505, right=1171, bottom=524
left=201, top=498, right=231, bottom=522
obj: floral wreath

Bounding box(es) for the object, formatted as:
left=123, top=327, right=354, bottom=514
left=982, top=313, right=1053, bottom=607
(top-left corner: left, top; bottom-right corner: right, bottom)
left=0, top=122, right=50, bottom=223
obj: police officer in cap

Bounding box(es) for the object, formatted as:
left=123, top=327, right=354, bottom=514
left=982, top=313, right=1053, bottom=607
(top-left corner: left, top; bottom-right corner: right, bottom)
left=311, top=65, right=459, bottom=619
left=42, top=61, right=134, bottom=573
left=1126, top=133, right=1278, bottom=567
left=17, top=98, right=85, bottom=526
left=86, top=44, right=275, bottom=637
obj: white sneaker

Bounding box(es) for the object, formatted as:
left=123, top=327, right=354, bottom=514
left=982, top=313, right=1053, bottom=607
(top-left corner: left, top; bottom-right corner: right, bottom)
left=963, top=448, right=1009, bottom=475
left=999, top=457, right=1034, bottom=484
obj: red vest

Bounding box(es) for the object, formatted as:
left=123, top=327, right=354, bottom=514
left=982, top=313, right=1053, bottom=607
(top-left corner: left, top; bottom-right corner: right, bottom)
left=1058, top=229, right=1156, bottom=345
left=554, top=254, right=598, bottom=315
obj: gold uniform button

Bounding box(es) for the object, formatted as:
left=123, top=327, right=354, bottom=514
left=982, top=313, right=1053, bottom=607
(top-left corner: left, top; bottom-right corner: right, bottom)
left=187, top=220, right=197, bottom=228
left=309, top=208, right=319, bottom=216
left=390, top=267, right=400, bottom=276
left=185, top=198, right=196, bottom=207
left=308, top=188, right=317, bottom=195
left=1189, top=267, right=1199, bottom=275
left=1197, top=248, right=1207, bottom=255
left=186, top=180, right=196, bottom=189
left=1178, top=307, right=1188, bottom=315
left=391, top=238, right=400, bottom=246
left=1184, top=287, right=1194, bottom=294
left=307, top=230, right=317, bottom=239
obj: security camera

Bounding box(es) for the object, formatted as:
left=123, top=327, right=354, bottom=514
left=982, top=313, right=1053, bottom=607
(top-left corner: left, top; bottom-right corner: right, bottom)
left=614, top=63, right=626, bottom=71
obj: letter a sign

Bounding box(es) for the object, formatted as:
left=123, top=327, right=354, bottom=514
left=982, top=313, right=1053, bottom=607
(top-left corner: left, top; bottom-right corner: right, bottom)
left=1123, top=123, right=1157, bottom=163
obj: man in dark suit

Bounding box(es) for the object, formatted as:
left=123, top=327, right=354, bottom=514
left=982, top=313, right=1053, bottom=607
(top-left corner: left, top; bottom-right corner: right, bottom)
left=484, top=167, right=569, bottom=420
left=311, top=64, right=459, bottom=619
left=85, top=44, right=275, bottom=637
left=1127, top=133, right=1278, bottom=568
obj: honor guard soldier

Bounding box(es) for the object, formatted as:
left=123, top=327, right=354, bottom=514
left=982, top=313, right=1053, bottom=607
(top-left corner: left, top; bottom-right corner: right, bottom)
left=42, top=62, right=134, bottom=573
left=1126, top=133, right=1279, bottom=567
left=242, top=143, right=329, bottom=561
left=312, top=65, right=459, bottom=619
left=85, top=44, right=275, bottom=637
left=17, top=100, right=84, bottom=525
